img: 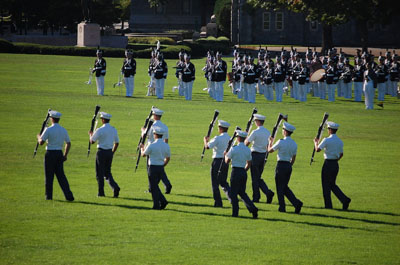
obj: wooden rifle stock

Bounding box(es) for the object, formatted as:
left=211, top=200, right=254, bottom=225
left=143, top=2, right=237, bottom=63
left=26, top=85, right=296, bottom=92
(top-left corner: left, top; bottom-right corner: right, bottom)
left=87, top=105, right=101, bottom=157
left=310, top=112, right=329, bottom=165
left=201, top=110, right=219, bottom=161
left=264, top=113, right=288, bottom=166
left=136, top=106, right=155, bottom=153
left=33, top=108, right=51, bottom=158
left=245, top=108, right=258, bottom=133
left=135, top=120, right=154, bottom=172
left=217, top=126, right=241, bottom=177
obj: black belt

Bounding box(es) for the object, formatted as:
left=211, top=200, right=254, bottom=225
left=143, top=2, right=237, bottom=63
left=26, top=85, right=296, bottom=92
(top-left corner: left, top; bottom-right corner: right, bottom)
left=277, top=161, right=291, bottom=164
left=99, top=148, right=112, bottom=151
left=325, top=159, right=338, bottom=161
left=252, top=151, right=266, bottom=154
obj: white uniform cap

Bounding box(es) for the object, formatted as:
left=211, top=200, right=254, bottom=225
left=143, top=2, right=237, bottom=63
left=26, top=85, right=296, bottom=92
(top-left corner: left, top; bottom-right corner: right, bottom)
left=49, top=110, right=62, bottom=118
left=236, top=130, right=248, bottom=138
left=253, top=114, right=265, bottom=121
left=100, top=112, right=112, bottom=120
left=152, top=108, right=164, bottom=116
left=218, top=120, right=230, bottom=128
left=327, top=121, right=339, bottom=129
left=152, top=126, right=165, bottom=135
left=283, top=122, right=295, bottom=132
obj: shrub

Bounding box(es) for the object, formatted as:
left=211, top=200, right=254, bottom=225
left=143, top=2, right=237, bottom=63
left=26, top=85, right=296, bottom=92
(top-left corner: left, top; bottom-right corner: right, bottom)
left=128, top=37, right=176, bottom=45
left=0, top=38, right=16, bottom=53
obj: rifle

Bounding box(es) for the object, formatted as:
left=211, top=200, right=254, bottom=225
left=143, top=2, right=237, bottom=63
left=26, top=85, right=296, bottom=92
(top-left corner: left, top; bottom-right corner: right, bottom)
left=136, top=106, right=155, bottom=154
left=88, top=105, right=101, bottom=157
left=201, top=110, right=219, bottom=161
left=245, top=107, right=258, bottom=133
left=135, top=120, right=154, bottom=172
left=33, top=108, right=51, bottom=158
left=263, top=113, right=288, bottom=166
left=217, top=126, right=241, bottom=177
left=310, top=112, right=329, bottom=165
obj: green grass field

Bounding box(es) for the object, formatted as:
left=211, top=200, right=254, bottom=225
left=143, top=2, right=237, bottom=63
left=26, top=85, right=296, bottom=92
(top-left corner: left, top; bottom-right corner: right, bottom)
left=0, top=53, right=399, bottom=265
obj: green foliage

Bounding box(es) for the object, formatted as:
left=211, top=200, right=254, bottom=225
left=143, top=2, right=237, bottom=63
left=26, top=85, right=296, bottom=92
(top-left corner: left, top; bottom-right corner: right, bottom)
left=128, top=36, right=176, bottom=45
left=213, top=0, right=231, bottom=37
left=0, top=53, right=400, bottom=264
left=147, top=0, right=168, bottom=8
left=0, top=38, right=16, bottom=52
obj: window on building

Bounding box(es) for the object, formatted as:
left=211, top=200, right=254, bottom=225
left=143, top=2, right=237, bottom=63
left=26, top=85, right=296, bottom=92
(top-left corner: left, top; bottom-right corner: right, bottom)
left=263, top=12, right=271, bottom=31
left=182, top=0, right=191, bottom=15
left=275, top=12, right=284, bottom=30
left=367, top=21, right=375, bottom=31
left=310, top=21, right=318, bottom=31
left=155, top=4, right=165, bottom=15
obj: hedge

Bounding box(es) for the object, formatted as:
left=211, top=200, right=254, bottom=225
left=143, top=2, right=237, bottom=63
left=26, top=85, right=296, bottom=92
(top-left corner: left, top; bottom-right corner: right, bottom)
left=128, top=36, right=176, bottom=45
left=0, top=38, right=16, bottom=52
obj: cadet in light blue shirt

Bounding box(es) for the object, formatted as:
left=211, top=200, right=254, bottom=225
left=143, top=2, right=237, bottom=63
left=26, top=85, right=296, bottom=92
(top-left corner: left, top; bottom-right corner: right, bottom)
left=37, top=110, right=74, bottom=201
left=268, top=122, right=302, bottom=213
left=245, top=114, right=275, bottom=203
left=314, top=121, right=351, bottom=210
left=225, top=130, right=258, bottom=218
left=141, top=126, right=170, bottom=210
left=204, top=120, right=231, bottom=207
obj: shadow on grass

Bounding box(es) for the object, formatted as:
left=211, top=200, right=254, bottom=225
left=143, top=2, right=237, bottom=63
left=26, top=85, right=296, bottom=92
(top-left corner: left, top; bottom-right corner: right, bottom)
left=166, top=208, right=378, bottom=232
left=300, top=212, right=400, bottom=226
left=60, top=200, right=150, bottom=211
left=302, top=204, right=400, bottom=217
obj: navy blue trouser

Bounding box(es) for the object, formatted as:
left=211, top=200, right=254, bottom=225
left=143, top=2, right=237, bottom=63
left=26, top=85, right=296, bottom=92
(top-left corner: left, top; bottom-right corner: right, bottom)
left=147, top=157, right=171, bottom=191
left=321, top=160, right=349, bottom=208
left=148, top=165, right=168, bottom=209
left=230, top=167, right=258, bottom=217
left=44, top=150, right=74, bottom=200
left=250, top=152, right=272, bottom=201
left=211, top=158, right=231, bottom=206
left=96, top=149, right=119, bottom=195
left=275, top=161, right=301, bottom=211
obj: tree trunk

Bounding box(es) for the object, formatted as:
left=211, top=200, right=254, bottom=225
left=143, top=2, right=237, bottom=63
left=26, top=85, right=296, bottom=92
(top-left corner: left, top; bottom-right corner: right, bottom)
left=121, top=20, right=125, bottom=36
left=356, top=19, right=368, bottom=53
left=321, top=23, right=333, bottom=55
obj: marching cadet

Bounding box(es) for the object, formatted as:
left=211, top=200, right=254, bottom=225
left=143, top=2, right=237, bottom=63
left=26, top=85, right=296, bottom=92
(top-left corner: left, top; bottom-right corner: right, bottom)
left=353, top=57, right=365, bottom=102
left=203, top=120, right=232, bottom=207
left=389, top=54, right=399, bottom=97
left=243, top=55, right=258, bottom=103
left=318, top=57, right=328, bottom=100
left=214, top=52, right=227, bottom=102
left=325, top=59, right=338, bottom=102
left=37, top=110, right=74, bottom=201
left=376, top=55, right=389, bottom=102
left=241, top=56, right=250, bottom=101
left=175, top=50, right=185, bottom=97
left=233, top=55, right=244, bottom=99
left=268, top=122, right=302, bottom=213
left=225, top=130, right=259, bottom=219
left=256, top=50, right=265, bottom=95
left=141, top=126, right=170, bottom=210
left=121, top=49, right=136, bottom=97
left=245, top=114, right=275, bottom=203
left=313, top=121, right=351, bottom=210
left=89, top=112, right=120, bottom=198
left=93, top=48, right=106, bottom=96
left=341, top=58, right=354, bottom=99
left=202, top=53, right=214, bottom=99
left=262, top=60, right=274, bottom=101
left=363, top=62, right=378, bottom=110
left=143, top=108, right=173, bottom=193
left=274, top=56, right=286, bottom=102
left=153, top=53, right=168, bottom=99
left=181, top=53, right=195, bottom=101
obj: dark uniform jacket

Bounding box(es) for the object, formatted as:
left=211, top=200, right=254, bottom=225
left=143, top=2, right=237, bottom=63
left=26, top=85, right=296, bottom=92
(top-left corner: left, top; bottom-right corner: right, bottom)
left=243, top=64, right=258, bottom=84
left=389, top=63, right=399, bottom=81
left=262, top=68, right=274, bottom=85
left=342, top=64, right=354, bottom=83
left=182, top=62, right=195, bottom=82
left=154, top=61, right=168, bottom=80
left=121, top=58, right=136, bottom=77
left=297, top=67, right=310, bottom=85
left=214, top=60, right=227, bottom=82
left=93, top=58, right=106, bottom=77
left=375, top=64, right=388, bottom=83
left=273, top=64, right=286, bottom=83
left=325, top=66, right=338, bottom=84
left=353, top=65, right=365, bottom=82
left=175, top=60, right=184, bottom=79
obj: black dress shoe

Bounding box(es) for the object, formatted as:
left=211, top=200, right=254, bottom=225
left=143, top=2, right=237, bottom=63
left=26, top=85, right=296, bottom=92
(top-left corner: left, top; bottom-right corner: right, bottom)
left=342, top=198, right=351, bottom=210
left=160, top=201, right=168, bottom=210
left=214, top=202, right=223, bottom=207
left=266, top=191, right=275, bottom=204
left=97, top=193, right=105, bottom=197
left=113, top=187, right=120, bottom=198
left=278, top=208, right=286, bottom=213
left=252, top=199, right=260, bottom=203
left=66, top=197, right=74, bottom=202
left=252, top=210, right=258, bottom=219
left=165, top=185, right=172, bottom=194
left=295, top=201, right=303, bottom=214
